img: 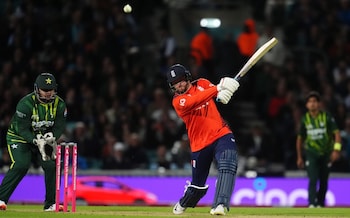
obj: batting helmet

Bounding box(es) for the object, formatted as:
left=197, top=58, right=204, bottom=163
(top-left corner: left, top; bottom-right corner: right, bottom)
left=166, top=64, right=192, bottom=89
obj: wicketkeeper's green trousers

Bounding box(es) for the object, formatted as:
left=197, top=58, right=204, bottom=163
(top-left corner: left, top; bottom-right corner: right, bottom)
left=0, top=140, right=56, bottom=209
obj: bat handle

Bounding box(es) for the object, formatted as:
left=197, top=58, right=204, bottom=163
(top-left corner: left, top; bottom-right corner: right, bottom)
left=233, top=75, right=241, bottom=82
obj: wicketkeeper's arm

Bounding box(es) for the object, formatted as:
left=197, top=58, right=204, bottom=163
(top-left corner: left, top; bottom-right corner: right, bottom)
left=15, top=104, right=37, bottom=144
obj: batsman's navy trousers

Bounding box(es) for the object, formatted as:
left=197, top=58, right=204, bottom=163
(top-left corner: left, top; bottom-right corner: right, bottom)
left=190, top=133, right=237, bottom=186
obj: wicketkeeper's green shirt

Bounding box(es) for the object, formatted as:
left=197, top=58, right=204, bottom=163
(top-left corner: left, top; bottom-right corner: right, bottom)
left=7, top=92, right=67, bottom=144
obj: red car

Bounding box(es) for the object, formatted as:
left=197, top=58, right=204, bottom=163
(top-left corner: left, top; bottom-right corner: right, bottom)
left=67, top=176, right=158, bottom=206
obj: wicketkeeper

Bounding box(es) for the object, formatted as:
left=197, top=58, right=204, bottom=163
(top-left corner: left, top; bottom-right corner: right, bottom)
left=0, top=73, right=67, bottom=211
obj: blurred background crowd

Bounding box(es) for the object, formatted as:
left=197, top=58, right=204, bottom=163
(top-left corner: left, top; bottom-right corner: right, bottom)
left=0, top=0, right=349, bottom=175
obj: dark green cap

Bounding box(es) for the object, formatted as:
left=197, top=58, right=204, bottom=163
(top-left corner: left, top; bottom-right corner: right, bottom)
left=35, top=73, right=57, bottom=90
left=305, top=91, right=321, bottom=102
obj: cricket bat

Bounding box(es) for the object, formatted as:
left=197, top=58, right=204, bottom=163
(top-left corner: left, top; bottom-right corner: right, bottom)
left=234, top=37, right=278, bottom=81
left=216, top=37, right=278, bottom=102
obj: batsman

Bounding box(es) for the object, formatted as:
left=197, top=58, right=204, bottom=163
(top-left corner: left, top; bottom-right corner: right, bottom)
left=167, top=64, right=240, bottom=215
left=0, top=73, right=67, bottom=211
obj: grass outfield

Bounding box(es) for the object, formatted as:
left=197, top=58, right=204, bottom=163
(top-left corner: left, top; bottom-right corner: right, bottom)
left=1, top=205, right=350, bottom=218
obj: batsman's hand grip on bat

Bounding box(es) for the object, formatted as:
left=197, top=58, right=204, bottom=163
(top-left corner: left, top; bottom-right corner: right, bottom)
left=217, top=89, right=232, bottom=104
left=217, top=77, right=240, bottom=92
left=216, top=77, right=240, bottom=103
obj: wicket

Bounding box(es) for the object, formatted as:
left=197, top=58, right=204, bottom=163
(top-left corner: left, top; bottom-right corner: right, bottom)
left=55, top=142, right=77, bottom=212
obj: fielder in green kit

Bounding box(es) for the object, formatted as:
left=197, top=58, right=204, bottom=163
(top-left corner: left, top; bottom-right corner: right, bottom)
left=0, top=73, right=67, bottom=211
left=296, top=91, right=341, bottom=208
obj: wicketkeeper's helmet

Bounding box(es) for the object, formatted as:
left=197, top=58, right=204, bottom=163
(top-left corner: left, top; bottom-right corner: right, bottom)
left=34, top=73, right=57, bottom=103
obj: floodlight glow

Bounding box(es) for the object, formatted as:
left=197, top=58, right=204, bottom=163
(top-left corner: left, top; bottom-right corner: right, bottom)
left=200, top=18, right=221, bottom=28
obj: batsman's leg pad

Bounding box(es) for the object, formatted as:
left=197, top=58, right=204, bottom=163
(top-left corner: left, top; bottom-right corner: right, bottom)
left=179, top=182, right=209, bottom=208
left=213, top=149, right=238, bottom=210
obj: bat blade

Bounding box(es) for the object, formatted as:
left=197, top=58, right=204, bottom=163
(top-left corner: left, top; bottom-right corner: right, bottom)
left=216, top=37, right=278, bottom=102
left=234, top=37, right=278, bottom=81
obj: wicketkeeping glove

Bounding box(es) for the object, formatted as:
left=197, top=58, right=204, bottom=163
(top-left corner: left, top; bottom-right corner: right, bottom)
left=33, top=134, right=50, bottom=161
left=217, top=77, right=240, bottom=94
left=217, top=89, right=232, bottom=104
left=43, top=132, right=56, bottom=146
left=43, top=132, right=57, bottom=160
left=33, top=134, right=45, bottom=146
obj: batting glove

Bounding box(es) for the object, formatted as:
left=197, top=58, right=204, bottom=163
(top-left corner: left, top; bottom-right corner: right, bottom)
left=217, top=77, right=240, bottom=94
left=217, top=89, right=232, bottom=104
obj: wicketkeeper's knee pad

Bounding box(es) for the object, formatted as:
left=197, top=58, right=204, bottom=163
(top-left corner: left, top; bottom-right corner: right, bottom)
left=179, top=182, right=209, bottom=208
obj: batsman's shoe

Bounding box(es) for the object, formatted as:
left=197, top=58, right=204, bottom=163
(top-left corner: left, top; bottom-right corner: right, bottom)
left=173, top=202, right=186, bottom=215
left=0, top=200, right=7, bottom=210
left=210, top=204, right=226, bottom=215
left=44, top=203, right=64, bottom=212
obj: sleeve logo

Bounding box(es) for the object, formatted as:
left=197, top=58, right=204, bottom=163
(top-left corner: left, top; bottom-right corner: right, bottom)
left=16, top=110, right=26, bottom=118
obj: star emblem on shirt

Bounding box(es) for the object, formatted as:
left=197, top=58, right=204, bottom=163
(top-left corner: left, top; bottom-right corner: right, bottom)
left=45, top=78, right=52, bottom=84
left=11, top=144, right=18, bottom=149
